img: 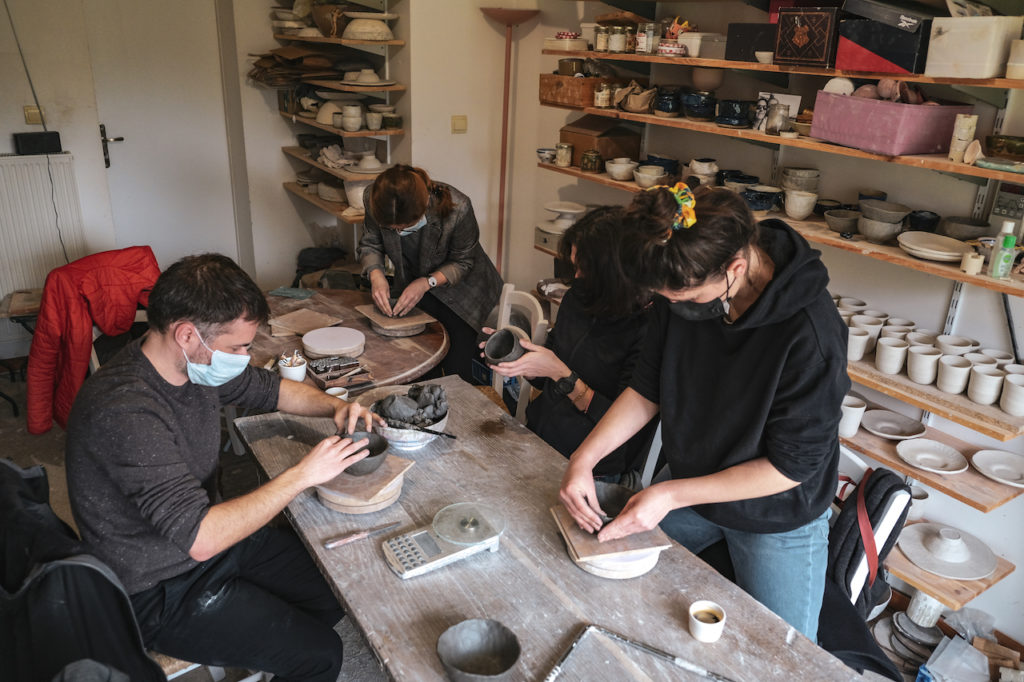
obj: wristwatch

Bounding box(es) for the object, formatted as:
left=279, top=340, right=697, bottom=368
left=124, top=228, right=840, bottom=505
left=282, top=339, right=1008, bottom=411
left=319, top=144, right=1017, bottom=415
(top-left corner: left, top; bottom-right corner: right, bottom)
left=553, top=371, right=578, bottom=397
left=427, top=275, right=438, bottom=288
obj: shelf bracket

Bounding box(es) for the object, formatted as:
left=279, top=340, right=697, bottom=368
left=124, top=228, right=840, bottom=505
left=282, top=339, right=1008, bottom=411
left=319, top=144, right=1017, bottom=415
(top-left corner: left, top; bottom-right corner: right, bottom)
left=949, top=85, right=1009, bottom=110
left=943, top=281, right=966, bottom=335
left=345, top=43, right=390, bottom=57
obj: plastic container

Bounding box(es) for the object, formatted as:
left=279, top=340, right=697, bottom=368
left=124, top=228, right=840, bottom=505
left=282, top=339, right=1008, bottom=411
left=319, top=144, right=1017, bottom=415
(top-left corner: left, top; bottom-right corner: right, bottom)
left=990, top=221, right=1018, bottom=280
left=810, top=91, right=974, bottom=156
left=676, top=32, right=727, bottom=59
left=924, top=16, right=1024, bottom=79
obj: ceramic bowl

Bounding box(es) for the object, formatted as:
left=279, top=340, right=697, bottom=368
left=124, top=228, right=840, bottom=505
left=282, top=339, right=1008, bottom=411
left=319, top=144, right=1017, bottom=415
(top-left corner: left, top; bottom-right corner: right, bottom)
left=368, top=103, right=396, bottom=113
left=905, top=210, right=941, bottom=233
left=939, top=216, right=993, bottom=241
left=754, top=51, right=774, bottom=64
left=859, top=199, right=912, bottom=223
left=858, top=216, right=903, bottom=244
left=790, top=121, right=812, bottom=136
left=437, top=619, right=520, bottom=681
left=634, top=168, right=667, bottom=188
left=783, top=167, right=820, bottom=178
left=815, top=199, right=842, bottom=215
left=781, top=175, right=819, bottom=192
left=341, top=431, right=388, bottom=476
left=824, top=209, right=861, bottom=233
left=741, top=185, right=782, bottom=211
left=689, top=158, right=718, bottom=175
left=536, top=148, right=556, bottom=163
left=606, top=160, right=638, bottom=180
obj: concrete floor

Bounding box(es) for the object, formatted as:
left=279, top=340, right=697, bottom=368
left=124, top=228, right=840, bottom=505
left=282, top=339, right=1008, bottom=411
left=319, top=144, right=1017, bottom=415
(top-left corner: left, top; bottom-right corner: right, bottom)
left=0, top=363, right=385, bottom=682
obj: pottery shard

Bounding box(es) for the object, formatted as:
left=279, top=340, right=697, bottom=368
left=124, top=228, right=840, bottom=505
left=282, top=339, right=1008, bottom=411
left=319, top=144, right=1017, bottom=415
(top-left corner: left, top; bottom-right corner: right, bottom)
left=380, top=395, right=418, bottom=421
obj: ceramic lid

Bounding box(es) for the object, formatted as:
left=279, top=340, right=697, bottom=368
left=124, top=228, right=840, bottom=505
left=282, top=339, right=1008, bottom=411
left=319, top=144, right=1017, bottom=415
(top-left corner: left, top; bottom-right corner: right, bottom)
left=898, top=523, right=997, bottom=580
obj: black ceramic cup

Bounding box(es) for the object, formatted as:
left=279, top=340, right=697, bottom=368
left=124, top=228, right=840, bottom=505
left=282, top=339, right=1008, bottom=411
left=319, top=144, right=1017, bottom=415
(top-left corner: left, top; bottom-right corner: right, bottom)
left=341, top=431, right=388, bottom=476
left=683, top=91, right=717, bottom=121
left=484, top=328, right=526, bottom=365
left=905, top=210, right=941, bottom=233
left=716, top=99, right=755, bottom=126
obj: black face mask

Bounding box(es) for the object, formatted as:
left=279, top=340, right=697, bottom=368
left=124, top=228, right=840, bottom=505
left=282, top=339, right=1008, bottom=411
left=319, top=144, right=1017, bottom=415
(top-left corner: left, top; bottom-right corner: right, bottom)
left=666, top=275, right=733, bottom=322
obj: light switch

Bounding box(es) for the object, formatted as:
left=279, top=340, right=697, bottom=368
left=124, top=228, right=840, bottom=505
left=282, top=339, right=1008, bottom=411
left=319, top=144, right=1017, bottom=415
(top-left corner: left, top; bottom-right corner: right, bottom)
left=451, top=115, right=468, bottom=134
left=24, top=106, right=43, bottom=125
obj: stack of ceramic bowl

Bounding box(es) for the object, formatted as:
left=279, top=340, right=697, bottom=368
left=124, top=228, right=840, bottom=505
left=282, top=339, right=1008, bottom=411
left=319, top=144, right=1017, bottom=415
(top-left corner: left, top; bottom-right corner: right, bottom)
left=780, top=167, right=819, bottom=192
left=722, top=174, right=759, bottom=193
left=633, top=165, right=667, bottom=189
left=688, top=158, right=718, bottom=186
left=605, top=157, right=638, bottom=181
left=858, top=199, right=911, bottom=244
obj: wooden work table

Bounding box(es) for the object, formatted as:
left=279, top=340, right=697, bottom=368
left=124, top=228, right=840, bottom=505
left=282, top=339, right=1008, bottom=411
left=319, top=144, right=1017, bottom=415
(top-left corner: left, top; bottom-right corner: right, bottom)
left=235, top=376, right=858, bottom=680
left=251, top=289, right=449, bottom=390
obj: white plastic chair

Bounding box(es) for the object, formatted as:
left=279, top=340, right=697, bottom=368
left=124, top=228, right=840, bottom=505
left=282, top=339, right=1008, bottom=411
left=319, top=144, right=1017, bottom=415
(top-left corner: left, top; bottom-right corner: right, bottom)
left=491, top=283, right=548, bottom=423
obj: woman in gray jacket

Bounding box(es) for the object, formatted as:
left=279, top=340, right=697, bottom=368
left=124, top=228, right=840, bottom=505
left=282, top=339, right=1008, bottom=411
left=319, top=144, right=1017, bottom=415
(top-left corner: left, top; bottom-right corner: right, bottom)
left=358, top=165, right=503, bottom=381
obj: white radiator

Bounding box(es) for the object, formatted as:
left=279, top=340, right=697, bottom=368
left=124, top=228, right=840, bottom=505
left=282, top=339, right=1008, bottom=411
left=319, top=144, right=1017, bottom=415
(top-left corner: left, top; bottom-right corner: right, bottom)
left=0, top=153, right=87, bottom=354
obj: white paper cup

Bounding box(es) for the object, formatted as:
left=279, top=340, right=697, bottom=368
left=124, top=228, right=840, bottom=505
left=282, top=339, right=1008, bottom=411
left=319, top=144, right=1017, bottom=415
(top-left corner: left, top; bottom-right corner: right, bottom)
left=689, top=600, right=726, bottom=643
left=839, top=395, right=867, bottom=438
left=967, top=365, right=1005, bottom=405
left=325, top=386, right=349, bottom=401
left=907, top=346, right=942, bottom=385
left=875, top=338, right=909, bottom=375
left=1000, top=374, right=1024, bottom=416
left=278, top=359, right=307, bottom=382
left=906, top=486, right=929, bottom=522
left=848, top=328, right=871, bottom=362
left=937, top=355, right=972, bottom=394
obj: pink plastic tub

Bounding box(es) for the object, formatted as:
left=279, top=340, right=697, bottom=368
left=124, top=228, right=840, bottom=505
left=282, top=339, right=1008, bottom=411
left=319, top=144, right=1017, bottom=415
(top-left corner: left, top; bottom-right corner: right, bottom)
left=810, top=91, right=974, bottom=156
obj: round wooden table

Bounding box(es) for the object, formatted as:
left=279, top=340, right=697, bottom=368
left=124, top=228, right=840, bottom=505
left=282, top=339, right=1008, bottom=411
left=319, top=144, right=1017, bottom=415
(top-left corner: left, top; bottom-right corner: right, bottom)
left=251, top=289, right=449, bottom=391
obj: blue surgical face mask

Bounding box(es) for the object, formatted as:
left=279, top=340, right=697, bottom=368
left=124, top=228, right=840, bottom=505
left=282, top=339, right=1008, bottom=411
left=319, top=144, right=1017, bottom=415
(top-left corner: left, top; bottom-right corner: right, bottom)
left=182, top=328, right=250, bottom=386
left=397, top=215, right=427, bottom=237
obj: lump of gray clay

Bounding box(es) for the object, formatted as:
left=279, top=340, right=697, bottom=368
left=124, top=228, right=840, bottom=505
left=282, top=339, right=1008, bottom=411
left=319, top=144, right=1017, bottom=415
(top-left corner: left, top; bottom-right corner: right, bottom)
left=377, top=384, right=449, bottom=426
left=379, top=394, right=418, bottom=421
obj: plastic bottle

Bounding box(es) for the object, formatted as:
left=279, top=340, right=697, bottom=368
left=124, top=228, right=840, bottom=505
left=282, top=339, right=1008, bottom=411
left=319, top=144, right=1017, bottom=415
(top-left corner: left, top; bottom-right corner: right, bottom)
left=989, top=221, right=1018, bottom=280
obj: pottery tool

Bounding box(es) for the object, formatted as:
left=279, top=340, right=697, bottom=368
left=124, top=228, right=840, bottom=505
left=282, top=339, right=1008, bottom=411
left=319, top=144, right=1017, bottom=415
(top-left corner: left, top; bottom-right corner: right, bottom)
left=382, top=502, right=505, bottom=579
left=324, top=521, right=399, bottom=549
left=269, top=308, right=342, bottom=336
left=543, top=624, right=738, bottom=682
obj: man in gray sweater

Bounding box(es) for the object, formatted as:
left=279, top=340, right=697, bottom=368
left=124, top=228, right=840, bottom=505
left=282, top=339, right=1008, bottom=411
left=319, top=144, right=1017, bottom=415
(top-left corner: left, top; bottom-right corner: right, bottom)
left=66, top=254, right=377, bottom=681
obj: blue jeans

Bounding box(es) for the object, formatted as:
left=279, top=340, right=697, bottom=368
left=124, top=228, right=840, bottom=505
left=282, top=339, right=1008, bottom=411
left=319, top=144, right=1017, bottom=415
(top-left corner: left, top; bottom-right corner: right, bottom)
left=660, top=506, right=830, bottom=640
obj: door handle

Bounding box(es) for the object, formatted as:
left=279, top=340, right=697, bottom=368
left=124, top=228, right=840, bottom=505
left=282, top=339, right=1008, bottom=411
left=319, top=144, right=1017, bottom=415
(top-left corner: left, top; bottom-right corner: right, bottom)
left=99, top=123, right=125, bottom=168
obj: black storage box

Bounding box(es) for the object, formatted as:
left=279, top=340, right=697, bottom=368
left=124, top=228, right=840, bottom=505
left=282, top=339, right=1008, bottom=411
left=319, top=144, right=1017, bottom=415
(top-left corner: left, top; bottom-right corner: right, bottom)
left=726, top=23, right=780, bottom=61
left=842, top=0, right=935, bottom=32
left=13, top=131, right=62, bottom=156
left=774, top=7, right=842, bottom=68
left=837, top=0, right=935, bottom=73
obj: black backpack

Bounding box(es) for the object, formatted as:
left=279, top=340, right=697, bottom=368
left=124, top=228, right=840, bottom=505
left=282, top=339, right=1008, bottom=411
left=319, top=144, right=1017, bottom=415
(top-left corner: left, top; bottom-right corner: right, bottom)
left=291, top=247, right=347, bottom=287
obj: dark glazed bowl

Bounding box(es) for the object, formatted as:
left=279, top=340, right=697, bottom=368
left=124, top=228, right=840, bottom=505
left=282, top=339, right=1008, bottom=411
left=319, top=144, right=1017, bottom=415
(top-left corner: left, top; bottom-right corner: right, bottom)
left=905, top=210, right=940, bottom=233
left=341, top=431, right=388, bottom=476
left=437, top=619, right=521, bottom=681
left=593, top=481, right=635, bottom=517
left=484, top=328, right=526, bottom=365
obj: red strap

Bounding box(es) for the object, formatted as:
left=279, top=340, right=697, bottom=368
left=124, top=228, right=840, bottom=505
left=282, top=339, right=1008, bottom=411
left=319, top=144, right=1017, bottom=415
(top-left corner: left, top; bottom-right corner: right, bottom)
left=856, top=468, right=879, bottom=586
left=837, top=474, right=856, bottom=502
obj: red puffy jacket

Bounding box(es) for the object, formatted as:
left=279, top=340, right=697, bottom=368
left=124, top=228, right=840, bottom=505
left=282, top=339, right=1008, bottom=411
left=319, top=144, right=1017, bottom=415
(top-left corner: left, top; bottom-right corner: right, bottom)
left=26, top=246, right=160, bottom=434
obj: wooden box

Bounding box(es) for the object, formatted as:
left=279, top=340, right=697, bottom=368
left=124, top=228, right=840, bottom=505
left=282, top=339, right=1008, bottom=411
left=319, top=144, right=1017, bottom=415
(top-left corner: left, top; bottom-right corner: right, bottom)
left=539, top=74, right=631, bottom=109
left=774, top=7, right=841, bottom=68
left=559, top=115, right=642, bottom=169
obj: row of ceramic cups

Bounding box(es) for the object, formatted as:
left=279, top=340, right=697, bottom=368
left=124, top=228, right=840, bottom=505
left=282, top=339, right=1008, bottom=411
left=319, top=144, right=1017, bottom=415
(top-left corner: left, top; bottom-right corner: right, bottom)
left=836, top=296, right=1023, bottom=414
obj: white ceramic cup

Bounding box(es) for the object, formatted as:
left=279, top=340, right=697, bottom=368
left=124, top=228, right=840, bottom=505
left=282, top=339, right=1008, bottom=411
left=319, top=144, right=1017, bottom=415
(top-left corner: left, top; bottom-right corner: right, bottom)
left=847, top=328, right=871, bottom=362
left=936, top=335, right=972, bottom=356
left=907, top=346, right=942, bottom=385
left=967, top=365, right=1006, bottom=405
left=325, top=386, right=349, bottom=401
left=980, top=348, right=1014, bottom=367
left=875, top=338, right=909, bottom=375
left=963, top=352, right=997, bottom=367
left=341, top=114, right=363, bottom=132
left=907, top=331, right=937, bottom=348
left=278, top=359, right=307, bottom=382
left=880, top=326, right=912, bottom=341
left=365, top=112, right=383, bottom=131
left=839, top=311, right=854, bottom=326
left=838, top=395, right=867, bottom=438
left=689, top=600, right=726, bottom=643
left=784, top=190, right=818, bottom=220
left=906, top=486, right=929, bottom=522
left=837, top=297, right=868, bottom=313
left=851, top=315, right=884, bottom=352
left=885, top=317, right=915, bottom=329
left=1004, top=363, right=1024, bottom=376
left=1000, top=374, right=1024, bottom=416
left=862, top=309, right=889, bottom=323
left=937, top=355, right=972, bottom=394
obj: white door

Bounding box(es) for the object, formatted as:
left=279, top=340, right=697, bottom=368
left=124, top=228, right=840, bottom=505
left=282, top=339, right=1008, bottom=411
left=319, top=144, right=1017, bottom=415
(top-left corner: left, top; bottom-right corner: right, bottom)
left=82, top=0, right=239, bottom=267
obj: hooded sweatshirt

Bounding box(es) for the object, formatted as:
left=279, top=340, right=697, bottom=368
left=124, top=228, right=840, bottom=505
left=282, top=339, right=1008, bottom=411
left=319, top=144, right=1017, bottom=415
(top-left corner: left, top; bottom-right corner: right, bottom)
left=629, top=220, right=850, bottom=533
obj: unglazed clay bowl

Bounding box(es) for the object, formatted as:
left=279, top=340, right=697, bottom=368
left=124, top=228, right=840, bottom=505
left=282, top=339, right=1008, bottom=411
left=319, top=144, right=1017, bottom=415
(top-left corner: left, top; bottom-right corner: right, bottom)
left=341, top=431, right=388, bottom=476
left=858, top=216, right=903, bottom=244
left=825, top=209, right=861, bottom=233
left=858, top=199, right=911, bottom=223
left=437, top=619, right=521, bottom=681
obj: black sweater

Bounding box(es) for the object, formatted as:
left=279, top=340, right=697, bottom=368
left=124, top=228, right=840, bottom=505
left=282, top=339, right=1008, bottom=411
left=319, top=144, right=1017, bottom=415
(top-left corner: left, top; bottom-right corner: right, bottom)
left=629, top=220, right=850, bottom=533
left=526, top=287, right=655, bottom=477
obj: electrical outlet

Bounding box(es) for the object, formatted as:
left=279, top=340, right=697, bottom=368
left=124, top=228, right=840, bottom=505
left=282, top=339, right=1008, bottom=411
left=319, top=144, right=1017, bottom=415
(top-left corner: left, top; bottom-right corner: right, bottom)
left=23, top=106, right=43, bottom=125
left=451, top=115, right=467, bottom=134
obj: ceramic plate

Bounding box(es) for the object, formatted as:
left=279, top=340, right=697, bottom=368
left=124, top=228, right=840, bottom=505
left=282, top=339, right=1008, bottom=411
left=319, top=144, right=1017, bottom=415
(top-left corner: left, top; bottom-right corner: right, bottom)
left=898, top=246, right=964, bottom=263
left=872, top=617, right=898, bottom=656
left=896, top=439, right=968, bottom=474
left=345, top=79, right=397, bottom=87
left=971, top=449, right=1024, bottom=488
left=347, top=164, right=390, bottom=174
left=897, top=231, right=974, bottom=255
left=861, top=410, right=926, bottom=440
left=344, top=11, right=398, bottom=20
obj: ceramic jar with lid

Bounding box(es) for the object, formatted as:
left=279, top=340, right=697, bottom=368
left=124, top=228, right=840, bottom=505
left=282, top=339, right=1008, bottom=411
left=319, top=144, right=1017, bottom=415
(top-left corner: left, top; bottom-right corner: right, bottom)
left=555, top=142, right=573, bottom=168
left=608, top=26, right=627, bottom=53
left=580, top=149, right=603, bottom=174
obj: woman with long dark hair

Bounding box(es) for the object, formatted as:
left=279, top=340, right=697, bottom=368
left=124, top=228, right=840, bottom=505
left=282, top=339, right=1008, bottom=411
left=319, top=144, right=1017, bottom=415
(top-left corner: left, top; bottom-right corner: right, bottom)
left=488, top=207, right=655, bottom=484
left=559, top=184, right=849, bottom=638
left=358, top=165, right=503, bottom=381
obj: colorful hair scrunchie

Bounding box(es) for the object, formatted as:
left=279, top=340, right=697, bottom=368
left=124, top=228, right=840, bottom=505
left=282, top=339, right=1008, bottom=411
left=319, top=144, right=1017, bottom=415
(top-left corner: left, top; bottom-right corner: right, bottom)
left=648, top=182, right=696, bottom=231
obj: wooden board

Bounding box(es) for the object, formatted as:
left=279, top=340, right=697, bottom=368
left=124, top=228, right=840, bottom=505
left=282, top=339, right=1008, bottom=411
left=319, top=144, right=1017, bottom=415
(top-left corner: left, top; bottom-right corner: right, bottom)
left=269, top=308, right=344, bottom=336
left=8, top=289, right=42, bottom=316
left=550, top=505, right=671, bottom=562
left=316, top=454, right=414, bottom=504
left=354, top=303, right=435, bottom=331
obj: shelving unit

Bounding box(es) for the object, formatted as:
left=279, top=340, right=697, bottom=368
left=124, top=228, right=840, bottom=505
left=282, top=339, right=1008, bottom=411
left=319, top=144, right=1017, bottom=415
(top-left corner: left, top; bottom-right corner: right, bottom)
left=283, top=182, right=359, bottom=224
left=273, top=33, right=405, bottom=47
left=279, top=112, right=403, bottom=138
left=282, top=146, right=384, bottom=183
left=303, top=80, right=406, bottom=93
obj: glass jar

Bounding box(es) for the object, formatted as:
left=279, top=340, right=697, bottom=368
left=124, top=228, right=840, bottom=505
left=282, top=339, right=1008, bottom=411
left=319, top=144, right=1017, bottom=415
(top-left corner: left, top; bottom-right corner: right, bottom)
left=766, top=102, right=791, bottom=135
left=608, top=26, right=627, bottom=53
left=636, top=23, right=657, bottom=54
left=593, top=83, right=612, bottom=108
left=555, top=142, right=574, bottom=168
left=624, top=26, right=637, bottom=53
left=594, top=25, right=609, bottom=52
left=580, top=149, right=603, bottom=173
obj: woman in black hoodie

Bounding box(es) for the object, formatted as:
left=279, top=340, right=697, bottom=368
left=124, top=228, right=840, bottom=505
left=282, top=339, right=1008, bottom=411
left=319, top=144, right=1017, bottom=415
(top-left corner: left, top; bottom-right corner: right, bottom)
left=559, top=184, right=849, bottom=639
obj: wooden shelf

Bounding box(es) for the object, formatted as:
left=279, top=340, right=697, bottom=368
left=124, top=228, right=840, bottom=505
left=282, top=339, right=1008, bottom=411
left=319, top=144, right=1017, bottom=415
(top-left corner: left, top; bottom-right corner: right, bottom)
left=283, top=182, right=363, bottom=224
left=536, top=163, right=1024, bottom=299
left=842, top=427, right=1024, bottom=512
left=535, top=244, right=558, bottom=257
left=541, top=49, right=1024, bottom=90
left=278, top=111, right=403, bottom=137
left=303, top=79, right=406, bottom=93
left=274, top=33, right=405, bottom=47
left=849, top=357, right=1024, bottom=442
left=886, top=522, right=1015, bottom=610
left=282, top=146, right=386, bottom=182
left=571, top=106, right=1024, bottom=185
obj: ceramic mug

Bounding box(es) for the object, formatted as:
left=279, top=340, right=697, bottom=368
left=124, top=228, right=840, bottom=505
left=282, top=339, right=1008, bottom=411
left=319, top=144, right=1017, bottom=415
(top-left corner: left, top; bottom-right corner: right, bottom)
left=875, top=338, right=909, bottom=375
left=906, top=210, right=940, bottom=233
left=1000, top=374, right=1024, bottom=416
left=880, top=326, right=912, bottom=341
left=783, top=190, right=817, bottom=220
left=851, top=315, right=884, bottom=352
left=688, top=600, right=726, bottom=643
left=325, top=386, right=349, bottom=401
left=715, top=99, right=755, bottom=127
left=366, top=112, right=383, bottom=131
left=838, top=395, right=867, bottom=438
left=861, top=309, right=889, bottom=323
left=837, top=297, right=868, bottom=313
left=980, top=348, right=1014, bottom=367
left=963, top=352, right=998, bottom=368
left=907, top=346, right=942, bottom=385
left=341, top=115, right=363, bottom=132
left=967, top=365, right=1005, bottom=405
left=278, top=359, right=307, bottom=382
left=484, top=327, right=527, bottom=364
left=907, top=332, right=937, bottom=348
left=847, top=328, right=871, bottom=362
left=1004, top=363, right=1024, bottom=376
left=937, top=355, right=972, bottom=394
left=885, top=317, right=915, bottom=329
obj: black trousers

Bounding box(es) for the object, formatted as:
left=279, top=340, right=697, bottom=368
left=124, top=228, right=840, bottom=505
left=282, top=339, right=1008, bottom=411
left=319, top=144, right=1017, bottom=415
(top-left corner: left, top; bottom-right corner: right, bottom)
left=130, top=527, right=344, bottom=682
left=417, top=292, right=481, bottom=384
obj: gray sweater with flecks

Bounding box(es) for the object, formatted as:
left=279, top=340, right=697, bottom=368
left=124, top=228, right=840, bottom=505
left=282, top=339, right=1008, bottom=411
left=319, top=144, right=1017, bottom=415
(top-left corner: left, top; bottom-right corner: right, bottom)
left=65, top=338, right=279, bottom=594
